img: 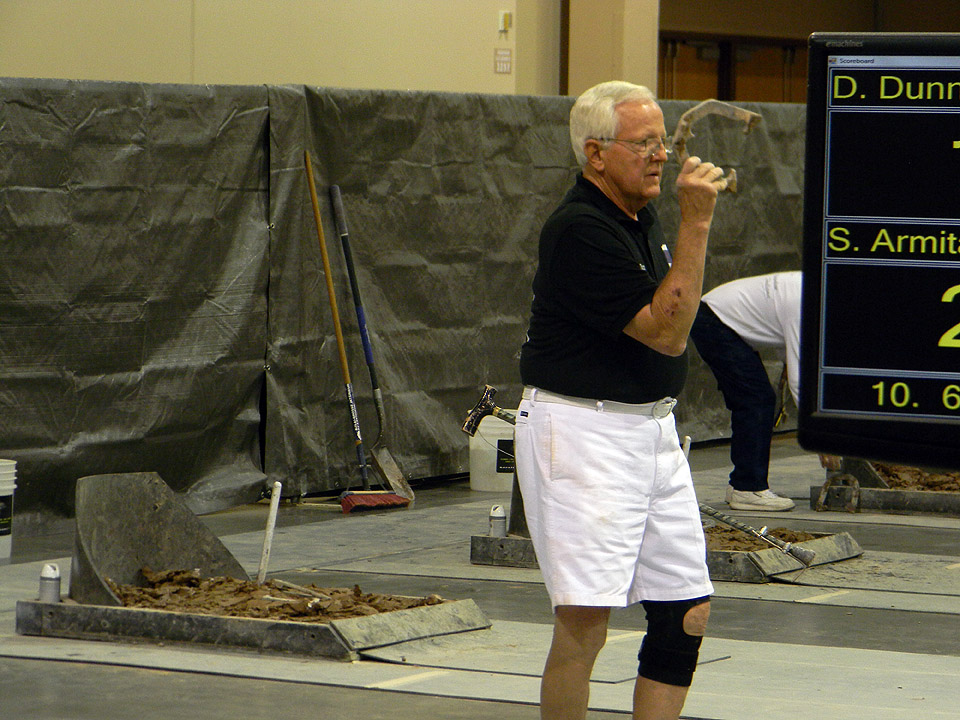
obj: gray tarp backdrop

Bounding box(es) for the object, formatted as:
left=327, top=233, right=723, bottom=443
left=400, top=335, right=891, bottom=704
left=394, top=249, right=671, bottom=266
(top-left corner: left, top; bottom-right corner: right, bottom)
left=0, top=78, right=803, bottom=518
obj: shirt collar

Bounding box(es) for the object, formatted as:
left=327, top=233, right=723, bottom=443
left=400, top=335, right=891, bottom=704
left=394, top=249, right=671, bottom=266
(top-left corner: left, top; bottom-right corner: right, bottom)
left=571, top=173, right=654, bottom=231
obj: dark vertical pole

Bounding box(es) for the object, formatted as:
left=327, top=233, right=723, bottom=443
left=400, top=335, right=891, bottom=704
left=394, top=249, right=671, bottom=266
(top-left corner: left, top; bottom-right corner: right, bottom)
left=717, top=40, right=735, bottom=101
left=559, top=0, right=570, bottom=95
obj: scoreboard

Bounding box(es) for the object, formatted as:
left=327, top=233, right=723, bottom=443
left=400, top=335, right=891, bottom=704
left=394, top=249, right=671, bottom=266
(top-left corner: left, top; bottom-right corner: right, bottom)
left=799, top=33, right=960, bottom=469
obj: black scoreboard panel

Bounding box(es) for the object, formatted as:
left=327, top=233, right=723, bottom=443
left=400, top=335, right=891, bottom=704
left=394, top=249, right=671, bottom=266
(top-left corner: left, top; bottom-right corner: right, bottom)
left=799, top=33, right=960, bottom=469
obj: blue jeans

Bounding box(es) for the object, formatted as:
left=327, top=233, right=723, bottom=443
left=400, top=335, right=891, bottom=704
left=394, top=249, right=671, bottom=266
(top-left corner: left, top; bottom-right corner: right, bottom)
left=689, top=303, right=776, bottom=492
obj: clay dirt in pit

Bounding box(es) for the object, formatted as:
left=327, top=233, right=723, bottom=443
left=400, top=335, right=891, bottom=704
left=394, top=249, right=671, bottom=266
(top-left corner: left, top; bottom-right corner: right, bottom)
left=106, top=568, right=445, bottom=624
left=110, top=530, right=814, bottom=621
left=871, top=463, right=960, bottom=492
left=109, top=531, right=808, bottom=619
left=703, top=525, right=817, bottom=553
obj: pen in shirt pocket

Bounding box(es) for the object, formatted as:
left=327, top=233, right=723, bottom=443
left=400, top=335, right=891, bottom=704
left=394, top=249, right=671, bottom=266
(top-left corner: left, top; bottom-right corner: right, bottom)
left=661, top=243, right=673, bottom=267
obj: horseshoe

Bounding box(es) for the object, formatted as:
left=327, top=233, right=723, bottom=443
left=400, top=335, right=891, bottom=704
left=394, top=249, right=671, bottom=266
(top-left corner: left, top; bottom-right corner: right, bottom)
left=669, top=99, right=763, bottom=193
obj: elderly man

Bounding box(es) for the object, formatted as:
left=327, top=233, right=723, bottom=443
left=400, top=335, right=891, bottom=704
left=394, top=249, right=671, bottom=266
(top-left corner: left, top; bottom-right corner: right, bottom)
left=515, top=81, right=727, bottom=720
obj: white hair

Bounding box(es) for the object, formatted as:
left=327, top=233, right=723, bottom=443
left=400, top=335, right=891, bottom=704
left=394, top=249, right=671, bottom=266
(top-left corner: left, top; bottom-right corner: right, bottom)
left=569, top=81, right=657, bottom=167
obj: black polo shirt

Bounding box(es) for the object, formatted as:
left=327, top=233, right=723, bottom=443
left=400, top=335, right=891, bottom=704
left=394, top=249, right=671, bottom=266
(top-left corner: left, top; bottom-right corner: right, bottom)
left=519, top=174, right=688, bottom=403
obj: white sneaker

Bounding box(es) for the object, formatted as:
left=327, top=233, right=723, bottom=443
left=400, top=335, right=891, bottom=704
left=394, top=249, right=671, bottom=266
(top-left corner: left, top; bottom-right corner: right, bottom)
left=726, top=487, right=795, bottom=511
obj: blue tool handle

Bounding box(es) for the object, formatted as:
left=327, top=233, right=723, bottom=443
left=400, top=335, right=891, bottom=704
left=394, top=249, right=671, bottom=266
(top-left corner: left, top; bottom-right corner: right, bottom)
left=330, top=185, right=378, bottom=374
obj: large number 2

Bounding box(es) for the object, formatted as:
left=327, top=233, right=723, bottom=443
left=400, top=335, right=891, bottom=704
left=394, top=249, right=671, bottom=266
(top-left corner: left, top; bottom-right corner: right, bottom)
left=939, top=285, right=960, bottom=348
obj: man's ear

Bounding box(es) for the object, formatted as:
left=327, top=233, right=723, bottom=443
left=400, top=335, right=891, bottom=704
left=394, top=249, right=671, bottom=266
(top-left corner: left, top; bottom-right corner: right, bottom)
left=584, top=139, right=605, bottom=172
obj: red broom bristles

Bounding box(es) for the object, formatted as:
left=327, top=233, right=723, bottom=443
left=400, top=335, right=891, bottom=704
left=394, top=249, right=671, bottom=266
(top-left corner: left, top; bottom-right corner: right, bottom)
left=339, top=491, right=411, bottom=514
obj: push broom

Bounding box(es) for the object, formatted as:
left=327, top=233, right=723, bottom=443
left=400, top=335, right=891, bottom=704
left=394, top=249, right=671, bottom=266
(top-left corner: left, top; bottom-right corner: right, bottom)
left=304, top=151, right=409, bottom=513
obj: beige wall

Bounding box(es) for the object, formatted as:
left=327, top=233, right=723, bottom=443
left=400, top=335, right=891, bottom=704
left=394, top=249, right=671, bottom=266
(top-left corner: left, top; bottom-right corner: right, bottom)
left=566, top=0, right=660, bottom=97
left=4, top=1, right=959, bottom=99
left=193, top=0, right=520, bottom=93
left=516, top=0, right=562, bottom=96
left=0, top=0, right=195, bottom=83
left=0, top=0, right=560, bottom=96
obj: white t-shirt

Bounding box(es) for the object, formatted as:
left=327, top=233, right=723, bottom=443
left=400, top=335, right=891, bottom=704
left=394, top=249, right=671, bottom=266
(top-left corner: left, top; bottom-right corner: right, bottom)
left=701, top=271, right=802, bottom=404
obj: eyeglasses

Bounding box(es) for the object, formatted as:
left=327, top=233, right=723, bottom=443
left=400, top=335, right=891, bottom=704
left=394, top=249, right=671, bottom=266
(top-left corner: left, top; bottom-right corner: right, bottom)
left=595, top=136, right=672, bottom=159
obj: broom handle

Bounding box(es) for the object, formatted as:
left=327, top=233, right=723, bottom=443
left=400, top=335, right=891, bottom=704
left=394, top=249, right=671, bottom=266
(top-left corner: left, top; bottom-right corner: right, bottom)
left=304, top=152, right=370, bottom=490
left=329, top=185, right=386, bottom=444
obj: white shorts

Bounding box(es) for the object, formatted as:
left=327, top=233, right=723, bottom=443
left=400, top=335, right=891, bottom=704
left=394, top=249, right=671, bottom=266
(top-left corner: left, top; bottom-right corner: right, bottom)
left=514, top=388, right=714, bottom=609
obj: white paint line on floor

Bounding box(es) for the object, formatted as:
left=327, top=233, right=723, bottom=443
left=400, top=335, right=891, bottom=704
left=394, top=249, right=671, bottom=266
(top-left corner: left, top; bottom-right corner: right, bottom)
left=365, top=669, right=451, bottom=689
left=796, top=589, right=852, bottom=603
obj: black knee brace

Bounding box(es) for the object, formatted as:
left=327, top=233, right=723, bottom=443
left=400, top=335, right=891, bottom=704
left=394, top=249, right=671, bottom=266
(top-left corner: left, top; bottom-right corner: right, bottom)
left=637, top=596, right=710, bottom=687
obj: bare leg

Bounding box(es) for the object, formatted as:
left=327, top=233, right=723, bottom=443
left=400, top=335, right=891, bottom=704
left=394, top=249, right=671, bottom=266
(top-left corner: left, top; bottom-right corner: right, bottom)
left=540, top=605, right=610, bottom=720
left=632, top=677, right=689, bottom=720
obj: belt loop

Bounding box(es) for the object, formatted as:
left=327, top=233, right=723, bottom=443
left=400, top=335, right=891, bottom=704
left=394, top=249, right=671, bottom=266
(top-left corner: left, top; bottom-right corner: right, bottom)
left=530, top=388, right=537, bottom=403
left=596, top=400, right=604, bottom=412
left=652, top=397, right=677, bottom=419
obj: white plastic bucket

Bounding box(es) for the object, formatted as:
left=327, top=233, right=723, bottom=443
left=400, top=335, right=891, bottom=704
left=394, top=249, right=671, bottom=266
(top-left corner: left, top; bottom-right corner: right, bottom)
left=469, top=412, right=515, bottom=492
left=0, top=459, right=16, bottom=563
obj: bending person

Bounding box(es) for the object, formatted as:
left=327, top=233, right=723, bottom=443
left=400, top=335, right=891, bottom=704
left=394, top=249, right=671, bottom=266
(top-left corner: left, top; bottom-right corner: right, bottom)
left=689, top=270, right=801, bottom=511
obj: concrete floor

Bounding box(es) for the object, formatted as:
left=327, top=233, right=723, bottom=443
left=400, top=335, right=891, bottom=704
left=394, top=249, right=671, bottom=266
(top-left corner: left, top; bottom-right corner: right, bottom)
left=2, top=432, right=959, bottom=719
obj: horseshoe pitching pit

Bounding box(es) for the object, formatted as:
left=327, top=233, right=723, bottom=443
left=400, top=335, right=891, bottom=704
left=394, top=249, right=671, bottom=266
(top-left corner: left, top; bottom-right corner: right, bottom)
left=16, top=472, right=489, bottom=659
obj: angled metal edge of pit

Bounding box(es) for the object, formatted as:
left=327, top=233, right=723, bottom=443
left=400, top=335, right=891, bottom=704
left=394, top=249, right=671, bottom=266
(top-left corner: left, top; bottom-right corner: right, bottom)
left=746, top=532, right=863, bottom=578
left=839, top=459, right=889, bottom=488
left=810, top=485, right=960, bottom=516
left=705, top=532, right=863, bottom=582
left=705, top=549, right=768, bottom=583
left=470, top=534, right=539, bottom=569
left=328, top=598, right=491, bottom=652
left=14, top=599, right=355, bottom=660
left=70, top=472, right=250, bottom=607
